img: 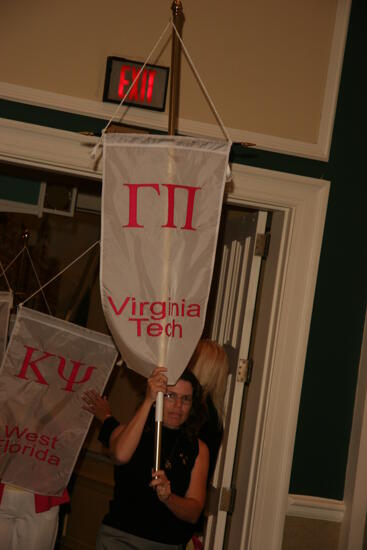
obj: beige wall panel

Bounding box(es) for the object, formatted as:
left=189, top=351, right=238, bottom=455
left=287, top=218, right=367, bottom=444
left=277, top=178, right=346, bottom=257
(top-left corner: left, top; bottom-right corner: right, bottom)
left=0, top=0, right=337, bottom=143
left=282, top=516, right=341, bottom=550
left=180, top=0, right=337, bottom=142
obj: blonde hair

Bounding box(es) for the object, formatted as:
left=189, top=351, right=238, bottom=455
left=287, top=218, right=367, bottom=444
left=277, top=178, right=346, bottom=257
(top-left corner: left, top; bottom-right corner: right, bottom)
left=189, top=339, right=229, bottom=423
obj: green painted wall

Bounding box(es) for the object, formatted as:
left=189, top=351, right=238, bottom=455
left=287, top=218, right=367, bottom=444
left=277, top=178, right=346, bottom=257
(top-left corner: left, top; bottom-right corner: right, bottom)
left=289, top=0, right=366, bottom=499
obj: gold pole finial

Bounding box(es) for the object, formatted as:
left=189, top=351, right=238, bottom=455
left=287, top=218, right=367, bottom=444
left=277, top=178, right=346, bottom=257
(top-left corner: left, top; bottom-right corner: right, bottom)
left=171, top=0, right=183, bottom=16
left=21, top=229, right=30, bottom=245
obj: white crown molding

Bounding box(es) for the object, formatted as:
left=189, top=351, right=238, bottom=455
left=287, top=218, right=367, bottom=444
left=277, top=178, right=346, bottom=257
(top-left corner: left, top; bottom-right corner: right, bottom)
left=0, top=117, right=101, bottom=179
left=287, top=494, right=345, bottom=523
left=0, top=0, right=351, bottom=165
left=0, top=80, right=333, bottom=161
left=0, top=116, right=330, bottom=186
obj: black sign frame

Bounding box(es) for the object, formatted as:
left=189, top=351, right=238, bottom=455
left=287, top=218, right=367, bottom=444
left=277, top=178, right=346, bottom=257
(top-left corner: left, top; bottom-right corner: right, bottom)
left=103, top=56, right=170, bottom=112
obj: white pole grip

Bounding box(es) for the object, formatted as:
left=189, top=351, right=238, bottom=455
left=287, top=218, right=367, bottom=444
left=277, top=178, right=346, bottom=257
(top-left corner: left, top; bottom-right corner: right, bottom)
left=155, top=391, right=164, bottom=422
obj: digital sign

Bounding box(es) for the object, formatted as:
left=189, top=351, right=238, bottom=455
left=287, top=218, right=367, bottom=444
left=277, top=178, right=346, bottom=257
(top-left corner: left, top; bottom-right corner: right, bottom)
left=103, top=57, right=169, bottom=112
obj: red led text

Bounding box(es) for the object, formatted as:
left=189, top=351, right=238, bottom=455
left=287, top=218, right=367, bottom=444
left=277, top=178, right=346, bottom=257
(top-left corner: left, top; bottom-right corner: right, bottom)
left=119, top=65, right=157, bottom=104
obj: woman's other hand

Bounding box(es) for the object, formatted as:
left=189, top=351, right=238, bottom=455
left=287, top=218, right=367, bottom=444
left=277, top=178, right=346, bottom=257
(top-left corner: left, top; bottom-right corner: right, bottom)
left=82, top=390, right=112, bottom=422
left=150, top=469, right=171, bottom=502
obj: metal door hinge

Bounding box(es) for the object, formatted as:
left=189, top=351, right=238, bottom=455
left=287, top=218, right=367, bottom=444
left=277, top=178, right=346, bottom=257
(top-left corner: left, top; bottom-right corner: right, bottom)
left=255, top=231, right=271, bottom=259
left=219, top=487, right=236, bottom=514
left=237, top=358, right=254, bottom=385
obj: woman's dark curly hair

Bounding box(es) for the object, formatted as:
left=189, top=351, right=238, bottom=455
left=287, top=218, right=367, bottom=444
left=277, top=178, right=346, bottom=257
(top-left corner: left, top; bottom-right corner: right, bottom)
left=175, top=369, right=205, bottom=440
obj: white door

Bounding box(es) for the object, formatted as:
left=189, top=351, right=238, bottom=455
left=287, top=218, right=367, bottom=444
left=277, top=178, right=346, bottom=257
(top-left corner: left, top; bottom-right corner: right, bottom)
left=204, top=207, right=268, bottom=550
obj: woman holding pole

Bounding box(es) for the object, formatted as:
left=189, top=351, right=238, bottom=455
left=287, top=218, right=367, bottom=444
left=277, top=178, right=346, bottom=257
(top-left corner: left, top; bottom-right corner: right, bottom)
left=83, top=367, right=209, bottom=550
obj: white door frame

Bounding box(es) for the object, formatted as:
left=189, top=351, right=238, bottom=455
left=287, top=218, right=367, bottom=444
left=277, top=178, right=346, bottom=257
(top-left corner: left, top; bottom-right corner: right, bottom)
left=226, top=164, right=329, bottom=548
left=0, top=121, right=330, bottom=549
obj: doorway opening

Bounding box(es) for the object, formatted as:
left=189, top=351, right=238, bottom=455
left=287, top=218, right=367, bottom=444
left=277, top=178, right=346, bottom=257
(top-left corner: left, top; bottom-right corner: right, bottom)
left=0, top=161, right=329, bottom=550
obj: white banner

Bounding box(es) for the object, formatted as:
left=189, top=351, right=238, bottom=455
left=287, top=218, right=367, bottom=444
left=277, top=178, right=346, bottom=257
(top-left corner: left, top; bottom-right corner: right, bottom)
left=101, top=134, right=230, bottom=384
left=0, top=306, right=118, bottom=495
left=0, top=292, right=12, bottom=366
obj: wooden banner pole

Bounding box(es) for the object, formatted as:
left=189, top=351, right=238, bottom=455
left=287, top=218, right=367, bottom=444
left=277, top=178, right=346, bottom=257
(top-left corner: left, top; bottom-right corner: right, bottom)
left=154, top=0, right=184, bottom=474
left=168, top=0, right=184, bottom=136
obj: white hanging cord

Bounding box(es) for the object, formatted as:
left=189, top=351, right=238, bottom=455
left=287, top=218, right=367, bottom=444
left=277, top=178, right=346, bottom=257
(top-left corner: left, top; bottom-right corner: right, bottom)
left=0, top=259, right=12, bottom=292
left=20, top=240, right=100, bottom=308
left=171, top=21, right=231, bottom=143
left=24, top=247, right=52, bottom=315
left=2, top=247, right=26, bottom=275
left=1, top=245, right=52, bottom=313
left=90, top=20, right=172, bottom=159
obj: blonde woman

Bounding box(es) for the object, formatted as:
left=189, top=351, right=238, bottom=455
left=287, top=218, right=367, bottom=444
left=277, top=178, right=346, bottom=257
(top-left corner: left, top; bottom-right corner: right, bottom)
left=188, top=339, right=229, bottom=480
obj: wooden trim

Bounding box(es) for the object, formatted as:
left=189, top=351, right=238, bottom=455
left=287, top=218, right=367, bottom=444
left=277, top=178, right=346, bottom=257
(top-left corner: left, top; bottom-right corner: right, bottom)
left=287, top=494, right=345, bottom=523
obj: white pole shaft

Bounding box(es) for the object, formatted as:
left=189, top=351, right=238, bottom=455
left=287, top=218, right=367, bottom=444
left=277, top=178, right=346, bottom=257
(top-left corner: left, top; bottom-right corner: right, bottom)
left=154, top=391, right=164, bottom=472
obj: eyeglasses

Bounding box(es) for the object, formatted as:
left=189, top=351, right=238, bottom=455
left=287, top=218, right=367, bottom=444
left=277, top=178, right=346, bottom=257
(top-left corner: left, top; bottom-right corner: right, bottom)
left=164, top=392, right=193, bottom=406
